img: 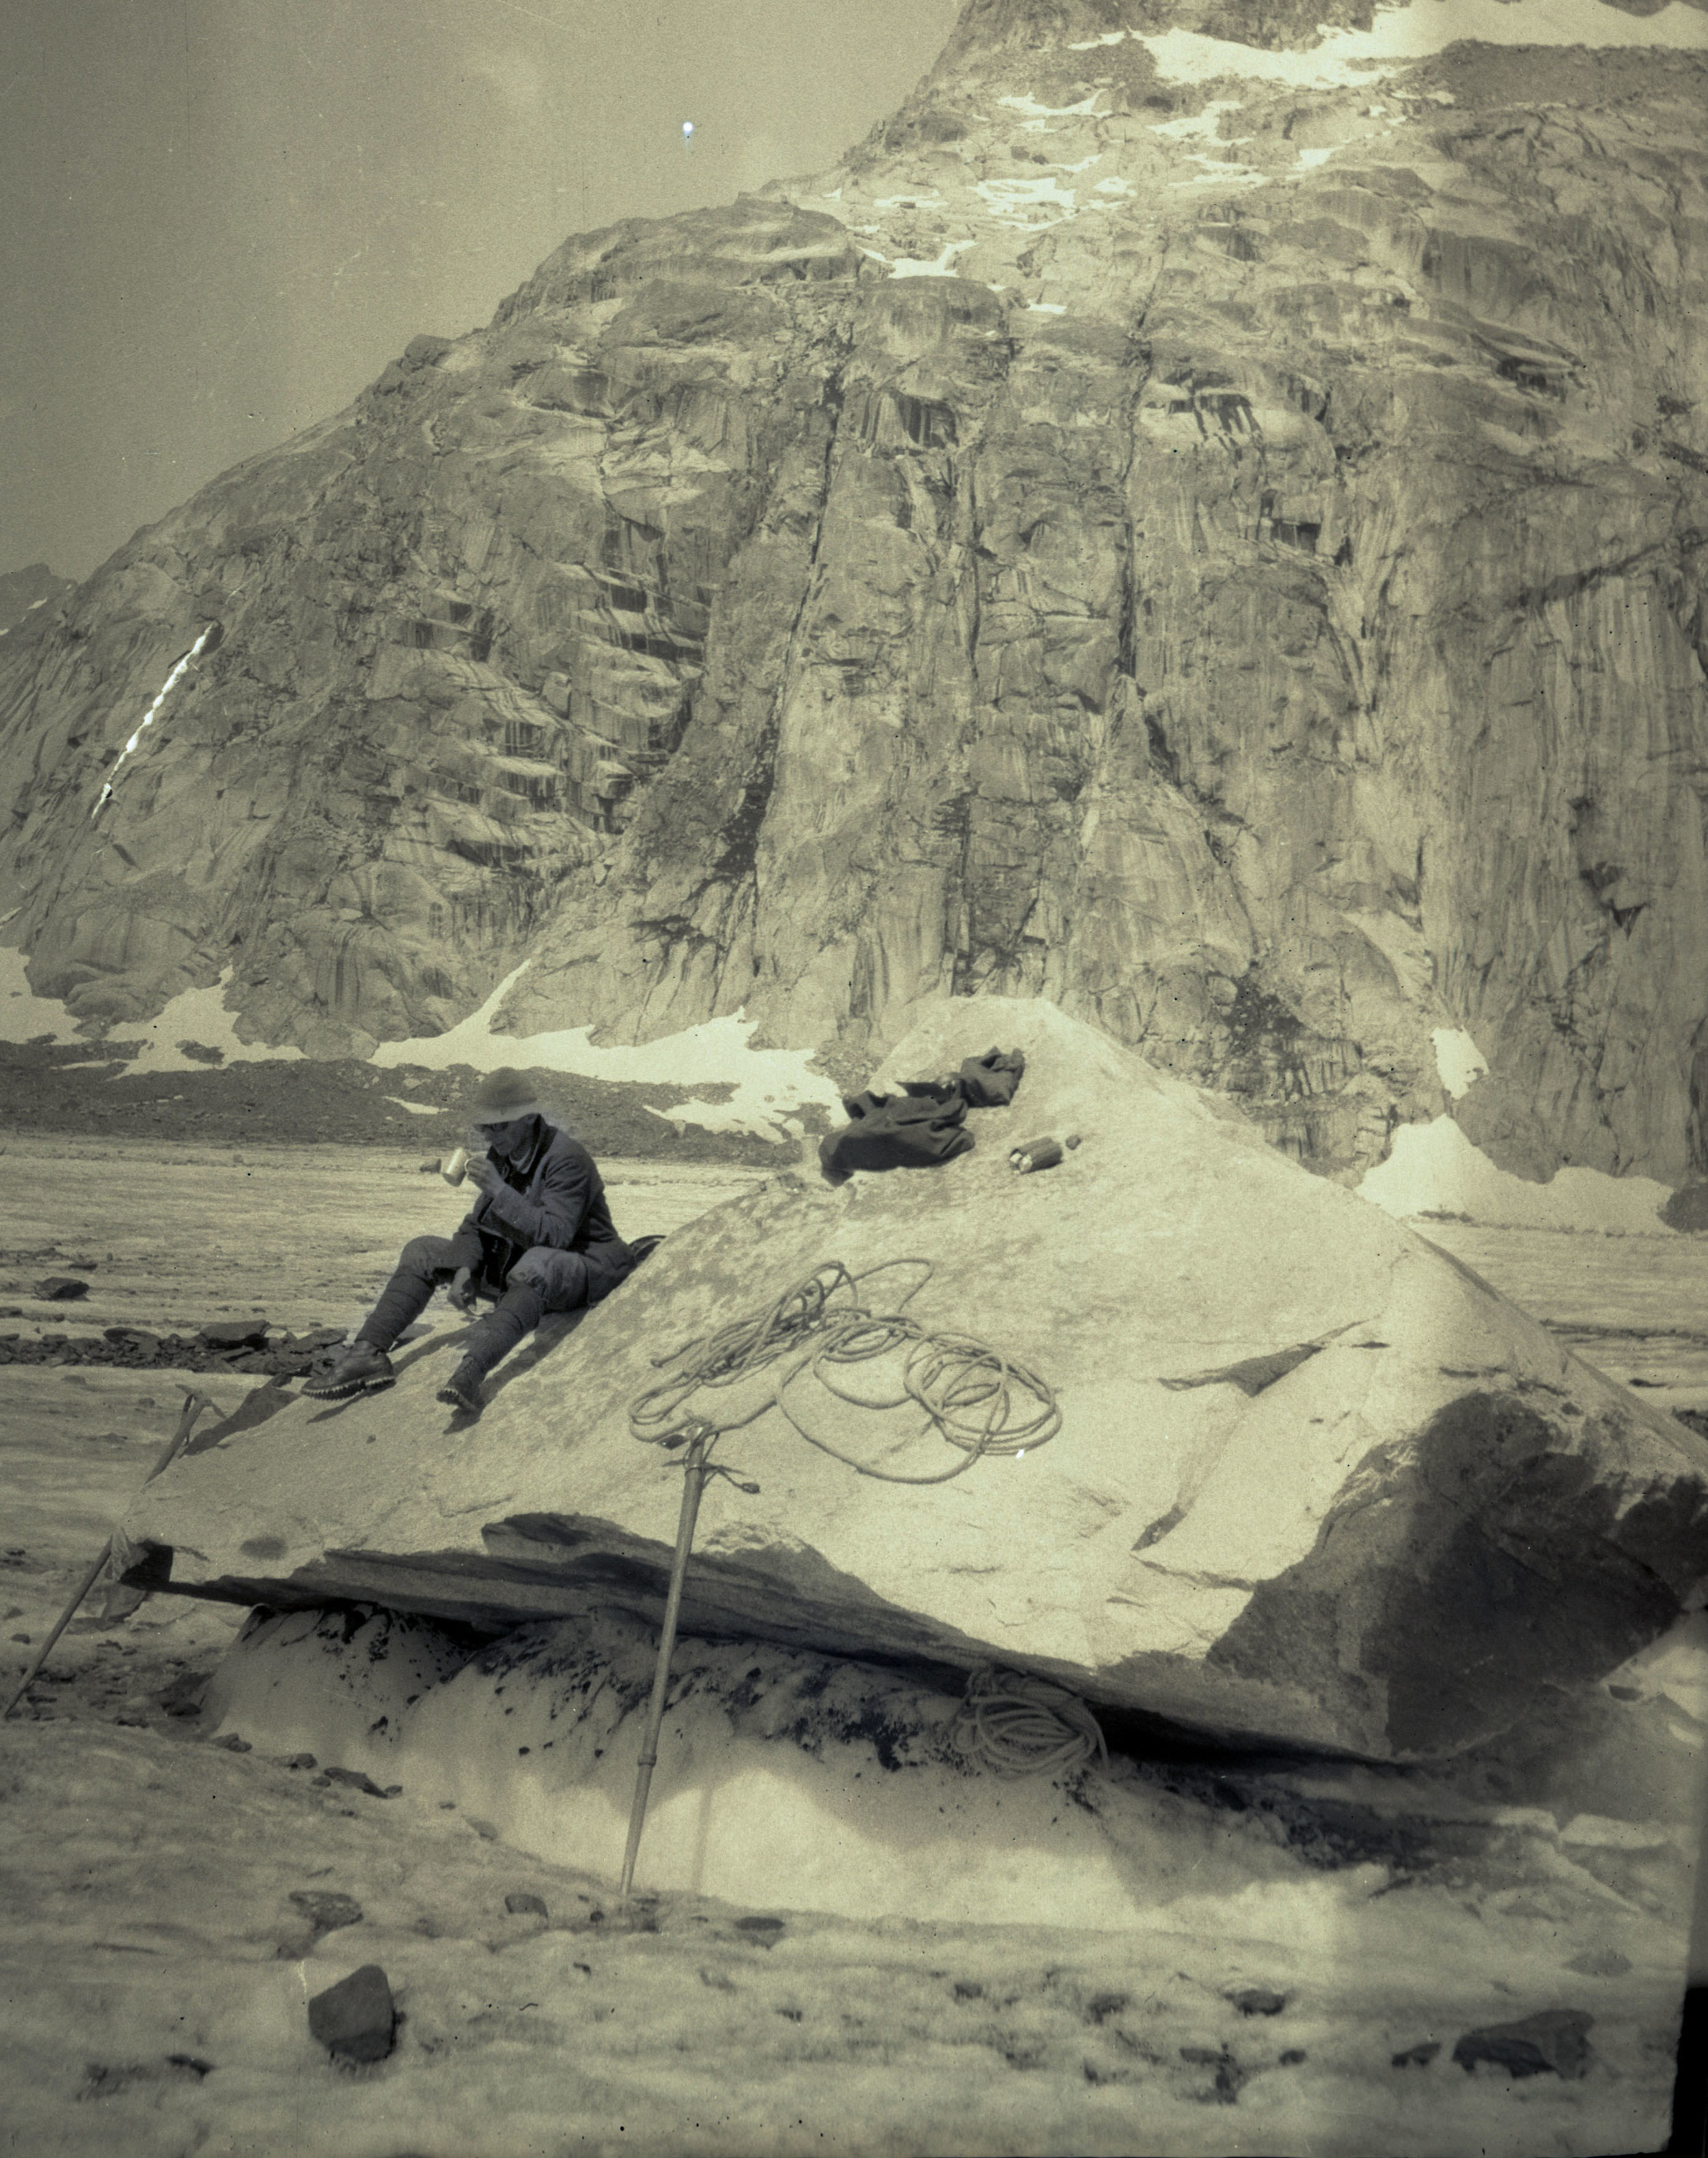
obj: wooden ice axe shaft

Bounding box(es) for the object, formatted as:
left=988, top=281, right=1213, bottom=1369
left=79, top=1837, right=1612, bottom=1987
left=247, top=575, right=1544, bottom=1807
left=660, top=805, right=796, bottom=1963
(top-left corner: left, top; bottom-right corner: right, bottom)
left=617, top=1431, right=711, bottom=1906
left=2, top=1388, right=216, bottom=1721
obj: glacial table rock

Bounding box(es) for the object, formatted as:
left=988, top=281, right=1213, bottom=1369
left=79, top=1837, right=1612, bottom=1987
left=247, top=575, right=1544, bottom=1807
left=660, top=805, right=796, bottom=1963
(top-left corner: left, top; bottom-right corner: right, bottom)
left=120, top=999, right=1708, bottom=1761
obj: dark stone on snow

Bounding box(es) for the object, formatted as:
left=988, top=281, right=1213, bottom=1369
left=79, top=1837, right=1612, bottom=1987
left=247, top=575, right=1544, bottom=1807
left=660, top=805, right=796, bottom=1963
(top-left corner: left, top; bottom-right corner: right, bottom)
left=321, top=1765, right=388, bottom=1797
left=504, top=1892, right=549, bottom=1917
left=734, top=1914, right=786, bottom=1942
left=1179, top=2046, right=1245, bottom=2102
left=36, top=1276, right=90, bottom=1300
left=307, top=1963, right=396, bottom=2063
left=1452, top=2009, right=1593, bottom=2079
left=158, top=1672, right=208, bottom=1717
left=290, top=1890, right=364, bottom=1935
left=199, top=1319, right=269, bottom=1349
left=1392, top=2041, right=1440, bottom=2068
left=1229, top=1987, right=1287, bottom=2017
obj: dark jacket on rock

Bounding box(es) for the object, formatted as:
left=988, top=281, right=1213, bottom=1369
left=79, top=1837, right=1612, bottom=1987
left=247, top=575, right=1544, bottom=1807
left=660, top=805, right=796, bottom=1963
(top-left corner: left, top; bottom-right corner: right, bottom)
left=460, top=1117, right=622, bottom=1286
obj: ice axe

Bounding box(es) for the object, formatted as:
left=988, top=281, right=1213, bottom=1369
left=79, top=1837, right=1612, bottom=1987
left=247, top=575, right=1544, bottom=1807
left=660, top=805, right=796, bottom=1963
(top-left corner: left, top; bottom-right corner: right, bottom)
left=617, top=1426, right=713, bottom=1907
left=2, top=1387, right=217, bottom=1721
left=616, top=1424, right=765, bottom=1905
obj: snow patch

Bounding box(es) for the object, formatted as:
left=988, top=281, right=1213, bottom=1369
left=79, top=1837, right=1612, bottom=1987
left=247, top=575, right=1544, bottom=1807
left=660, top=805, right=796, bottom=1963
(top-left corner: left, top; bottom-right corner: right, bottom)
left=383, top=1094, right=442, bottom=1118
left=1140, top=0, right=1708, bottom=88
left=1358, top=1115, right=1674, bottom=1233
left=92, top=624, right=217, bottom=820
left=890, top=238, right=975, bottom=279
left=0, top=936, right=83, bottom=1045
left=1431, top=1026, right=1489, bottom=1100
left=113, top=969, right=307, bottom=1077
left=1149, top=98, right=1245, bottom=143
left=369, top=959, right=842, bottom=1142
left=1168, top=166, right=1270, bottom=189
left=974, top=174, right=1079, bottom=224
left=996, top=91, right=1102, bottom=125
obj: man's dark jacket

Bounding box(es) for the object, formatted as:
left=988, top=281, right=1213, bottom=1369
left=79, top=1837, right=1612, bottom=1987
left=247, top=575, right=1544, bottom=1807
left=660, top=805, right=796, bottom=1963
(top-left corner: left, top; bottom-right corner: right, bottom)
left=458, top=1117, right=625, bottom=1291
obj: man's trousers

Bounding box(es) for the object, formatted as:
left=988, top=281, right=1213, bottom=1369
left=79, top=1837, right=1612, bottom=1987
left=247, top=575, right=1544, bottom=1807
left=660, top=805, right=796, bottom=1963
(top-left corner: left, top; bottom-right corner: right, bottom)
left=355, top=1230, right=635, bottom=1375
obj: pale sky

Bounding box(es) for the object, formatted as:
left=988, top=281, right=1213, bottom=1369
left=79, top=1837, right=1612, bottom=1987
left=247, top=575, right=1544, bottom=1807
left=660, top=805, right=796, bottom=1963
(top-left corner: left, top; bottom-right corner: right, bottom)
left=0, top=0, right=957, bottom=581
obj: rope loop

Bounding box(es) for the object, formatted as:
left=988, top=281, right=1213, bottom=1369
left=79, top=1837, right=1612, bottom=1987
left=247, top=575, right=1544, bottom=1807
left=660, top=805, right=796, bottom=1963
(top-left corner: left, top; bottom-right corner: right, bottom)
left=948, top=1665, right=1108, bottom=1780
left=628, top=1258, right=1059, bottom=1484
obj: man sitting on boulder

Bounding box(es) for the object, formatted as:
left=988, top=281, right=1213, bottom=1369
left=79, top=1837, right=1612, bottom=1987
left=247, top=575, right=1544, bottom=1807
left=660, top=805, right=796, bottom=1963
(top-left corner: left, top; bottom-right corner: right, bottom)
left=307, top=1068, right=635, bottom=1414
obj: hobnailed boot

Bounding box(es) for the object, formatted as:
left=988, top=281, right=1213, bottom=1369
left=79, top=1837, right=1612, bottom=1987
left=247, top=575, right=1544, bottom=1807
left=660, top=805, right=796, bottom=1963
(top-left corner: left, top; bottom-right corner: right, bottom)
left=304, top=1340, right=396, bottom=1400
left=436, top=1359, right=486, bottom=1415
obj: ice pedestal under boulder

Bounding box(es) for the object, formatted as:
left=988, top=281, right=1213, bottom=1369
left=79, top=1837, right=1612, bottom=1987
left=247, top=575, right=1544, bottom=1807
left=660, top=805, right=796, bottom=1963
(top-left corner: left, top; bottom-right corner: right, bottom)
left=204, top=1605, right=1321, bottom=1930
left=195, top=1599, right=1708, bottom=1967
left=122, top=997, right=1708, bottom=1761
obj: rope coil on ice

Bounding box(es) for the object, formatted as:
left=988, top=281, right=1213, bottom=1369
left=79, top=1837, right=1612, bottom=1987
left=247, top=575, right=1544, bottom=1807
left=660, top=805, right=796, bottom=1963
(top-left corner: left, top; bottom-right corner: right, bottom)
left=629, top=1258, right=1060, bottom=1484
left=948, top=1665, right=1109, bottom=1780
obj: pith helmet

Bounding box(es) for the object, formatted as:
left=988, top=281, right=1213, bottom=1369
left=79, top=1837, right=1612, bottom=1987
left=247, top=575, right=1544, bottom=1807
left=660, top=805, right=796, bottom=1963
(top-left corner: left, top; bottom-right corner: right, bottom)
left=469, top=1067, right=541, bottom=1122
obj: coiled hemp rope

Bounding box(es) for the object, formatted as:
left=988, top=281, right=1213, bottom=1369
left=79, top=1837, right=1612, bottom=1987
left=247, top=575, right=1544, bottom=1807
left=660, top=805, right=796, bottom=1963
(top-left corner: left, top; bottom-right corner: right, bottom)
left=629, top=1258, right=1060, bottom=1484
left=948, top=1665, right=1109, bottom=1780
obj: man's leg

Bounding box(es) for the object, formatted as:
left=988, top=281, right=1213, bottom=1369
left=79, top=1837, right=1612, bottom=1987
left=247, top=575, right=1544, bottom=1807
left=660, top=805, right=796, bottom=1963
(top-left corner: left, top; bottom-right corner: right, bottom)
left=437, top=1247, right=593, bottom=1412
left=357, top=1234, right=482, bottom=1352
left=307, top=1234, right=480, bottom=1400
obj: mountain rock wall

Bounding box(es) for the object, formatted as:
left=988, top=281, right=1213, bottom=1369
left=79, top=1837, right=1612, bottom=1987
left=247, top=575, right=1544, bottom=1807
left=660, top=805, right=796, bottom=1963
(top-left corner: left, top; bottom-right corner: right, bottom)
left=1, top=2, right=1705, bottom=1180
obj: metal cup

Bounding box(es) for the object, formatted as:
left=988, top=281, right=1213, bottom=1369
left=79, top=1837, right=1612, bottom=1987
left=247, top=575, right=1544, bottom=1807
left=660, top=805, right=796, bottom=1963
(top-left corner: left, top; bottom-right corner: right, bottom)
left=441, top=1146, right=469, bottom=1187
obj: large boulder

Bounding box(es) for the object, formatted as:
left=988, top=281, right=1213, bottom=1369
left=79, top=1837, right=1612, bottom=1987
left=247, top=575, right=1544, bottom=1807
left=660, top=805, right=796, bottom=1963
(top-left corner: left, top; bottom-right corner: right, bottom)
left=121, top=999, right=1708, bottom=1760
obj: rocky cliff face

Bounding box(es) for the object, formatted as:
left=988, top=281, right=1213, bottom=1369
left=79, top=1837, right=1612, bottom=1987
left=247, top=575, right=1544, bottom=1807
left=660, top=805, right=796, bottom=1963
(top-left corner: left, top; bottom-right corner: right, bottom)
left=1, top=1, right=1705, bottom=1180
